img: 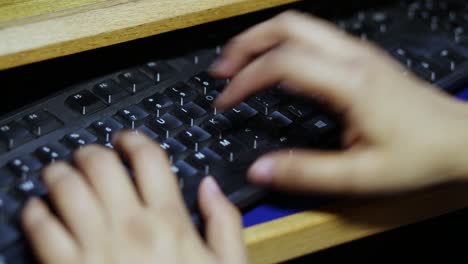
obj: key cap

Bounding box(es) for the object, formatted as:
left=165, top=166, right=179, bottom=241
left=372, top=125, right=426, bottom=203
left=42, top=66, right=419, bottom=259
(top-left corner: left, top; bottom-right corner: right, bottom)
left=247, top=92, right=280, bottom=115
left=232, top=127, right=270, bottom=150
left=66, top=90, right=106, bottom=115
left=186, top=147, right=223, bottom=174
left=0, top=243, right=34, bottom=264
left=93, top=79, right=127, bottom=104
left=0, top=193, right=20, bottom=218
left=173, top=102, right=207, bottom=126
left=64, top=129, right=98, bottom=149
left=189, top=71, right=224, bottom=95
left=390, top=47, right=414, bottom=68
left=117, top=105, right=149, bottom=129
left=196, top=90, right=220, bottom=114
left=160, top=138, right=187, bottom=161
left=118, top=70, right=152, bottom=94
left=0, top=122, right=33, bottom=150
left=203, top=114, right=232, bottom=139
left=164, top=82, right=198, bottom=106
left=16, top=179, right=48, bottom=199
left=224, top=102, right=258, bottom=125
left=135, top=125, right=160, bottom=140
left=0, top=224, right=20, bottom=251
left=0, top=169, right=15, bottom=189
left=178, top=126, right=212, bottom=151
left=281, top=101, right=316, bottom=121
left=171, top=160, right=198, bottom=180
left=23, top=110, right=62, bottom=137
left=433, top=48, right=466, bottom=71
left=264, top=111, right=293, bottom=129
left=35, top=143, right=71, bottom=163
left=299, top=115, right=337, bottom=146
left=91, top=117, right=124, bottom=142
left=148, top=114, right=184, bottom=139
left=8, top=156, right=42, bottom=178
left=143, top=61, right=176, bottom=83
left=211, top=136, right=245, bottom=162
left=143, top=93, right=174, bottom=117
left=412, top=57, right=448, bottom=82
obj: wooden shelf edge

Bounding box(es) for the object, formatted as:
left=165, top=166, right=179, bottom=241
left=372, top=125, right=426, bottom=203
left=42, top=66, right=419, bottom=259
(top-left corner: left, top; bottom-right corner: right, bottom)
left=0, top=0, right=299, bottom=70
left=244, top=183, right=468, bottom=264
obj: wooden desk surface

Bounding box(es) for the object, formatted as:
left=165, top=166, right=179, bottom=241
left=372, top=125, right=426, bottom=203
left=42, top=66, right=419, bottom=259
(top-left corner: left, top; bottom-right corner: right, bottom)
left=0, top=0, right=299, bottom=70
left=2, top=1, right=468, bottom=264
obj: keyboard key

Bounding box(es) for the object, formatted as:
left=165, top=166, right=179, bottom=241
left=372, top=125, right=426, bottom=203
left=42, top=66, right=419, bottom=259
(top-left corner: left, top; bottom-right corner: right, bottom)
left=117, top=105, right=149, bottom=129
left=232, top=127, right=270, bottom=150
left=171, top=160, right=198, bottom=180
left=16, top=179, right=48, bottom=199
left=433, top=48, right=466, bottom=71
left=164, top=82, right=198, bottom=106
left=8, top=156, right=42, bottom=178
left=196, top=90, right=220, bottom=114
left=224, top=102, right=258, bottom=125
left=281, top=101, right=316, bottom=121
left=0, top=224, right=20, bottom=251
left=264, top=111, right=293, bottom=129
left=173, top=102, right=207, bottom=126
left=148, top=114, right=184, bottom=139
left=118, top=70, right=152, bottom=94
left=189, top=71, right=223, bottom=95
left=91, top=117, right=124, bottom=142
left=64, top=129, right=98, bottom=149
left=211, top=136, right=245, bottom=162
left=177, top=126, right=212, bottom=151
left=186, top=147, right=223, bottom=174
left=66, top=90, right=106, bottom=115
left=0, top=169, right=15, bottom=189
left=0, top=193, right=20, bottom=218
left=135, top=125, right=160, bottom=140
left=35, top=143, right=71, bottom=163
left=159, top=138, right=187, bottom=160
left=143, top=61, right=176, bottom=83
left=93, top=79, right=127, bottom=104
left=203, top=114, right=232, bottom=139
left=0, top=122, right=34, bottom=149
left=23, top=110, right=62, bottom=137
left=143, top=93, right=174, bottom=117
left=247, top=92, right=280, bottom=115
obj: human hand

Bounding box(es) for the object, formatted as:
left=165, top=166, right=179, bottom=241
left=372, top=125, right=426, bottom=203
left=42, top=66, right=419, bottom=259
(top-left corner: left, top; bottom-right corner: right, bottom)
left=211, top=10, right=468, bottom=195
left=21, top=132, right=248, bottom=264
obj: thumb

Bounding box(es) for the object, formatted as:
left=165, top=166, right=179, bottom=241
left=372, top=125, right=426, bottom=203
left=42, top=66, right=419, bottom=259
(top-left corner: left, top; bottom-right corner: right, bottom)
left=198, top=177, right=248, bottom=264
left=247, top=149, right=383, bottom=195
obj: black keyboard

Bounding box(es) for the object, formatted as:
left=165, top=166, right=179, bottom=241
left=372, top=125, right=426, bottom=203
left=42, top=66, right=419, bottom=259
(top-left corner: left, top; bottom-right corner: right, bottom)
left=2, top=0, right=468, bottom=262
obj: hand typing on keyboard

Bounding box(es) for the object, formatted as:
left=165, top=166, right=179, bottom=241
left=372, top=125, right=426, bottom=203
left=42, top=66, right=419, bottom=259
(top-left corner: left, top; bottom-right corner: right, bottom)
left=20, top=132, right=247, bottom=264
left=15, top=7, right=468, bottom=264
left=213, top=11, right=468, bottom=195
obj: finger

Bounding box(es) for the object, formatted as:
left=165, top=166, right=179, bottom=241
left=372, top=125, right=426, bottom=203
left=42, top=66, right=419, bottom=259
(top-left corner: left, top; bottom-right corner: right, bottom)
left=42, top=162, right=105, bottom=246
left=215, top=42, right=359, bottom=109
left=199, top=177, right=247, bottom=264
left=74, top=144, right=140, bottom=217
left=113, top=132, right=188, bottom=214
left=247, top=149, right=386, bottom=195
left=211, top=10, right=361, bottom=77
left=22, top=198, right=77, bottom=264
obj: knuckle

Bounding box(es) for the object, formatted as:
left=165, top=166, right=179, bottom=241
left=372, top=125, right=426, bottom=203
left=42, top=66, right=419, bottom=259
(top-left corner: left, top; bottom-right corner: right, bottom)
left=122, top=212, right=157, bottom=248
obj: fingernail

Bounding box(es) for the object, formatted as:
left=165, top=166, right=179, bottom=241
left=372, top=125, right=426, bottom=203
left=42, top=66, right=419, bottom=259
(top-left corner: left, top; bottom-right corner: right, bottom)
left=23, top=198, right=44, bottom=224
left=248, top=158, right=274, bottom=185
left=209, top=58, right=232, bottom=73
left=203, top=176, right=221, bottom=197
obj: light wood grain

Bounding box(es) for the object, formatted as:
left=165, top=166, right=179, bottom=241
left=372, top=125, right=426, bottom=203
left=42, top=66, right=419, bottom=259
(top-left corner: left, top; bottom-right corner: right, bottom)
left=0, top=0, right=299, bottom=70
left=244, top=183, right=468, bottom=263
